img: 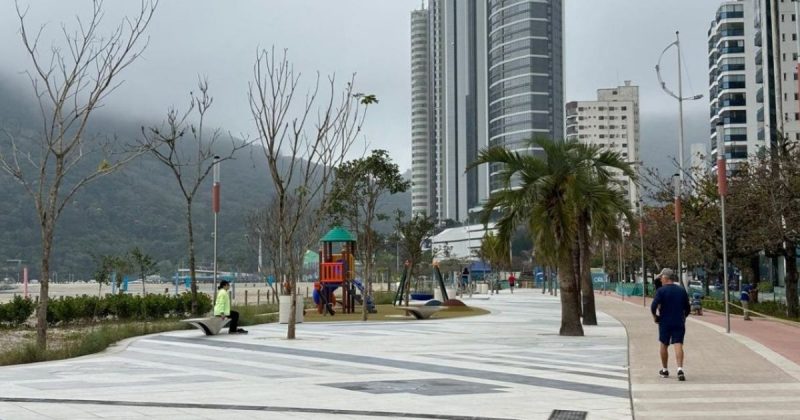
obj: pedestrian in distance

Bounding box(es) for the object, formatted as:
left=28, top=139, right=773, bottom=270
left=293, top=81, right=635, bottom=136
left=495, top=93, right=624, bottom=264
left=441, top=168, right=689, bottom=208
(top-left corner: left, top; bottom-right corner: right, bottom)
left=508, top=272, right=516, bottom=294
left=651, top=268, right=690, bottom=381
left=690, top=292, right=703, bottom=316
left=740, top=284, right=752, bottom=321
left=215, top=280, right=248, bottom=334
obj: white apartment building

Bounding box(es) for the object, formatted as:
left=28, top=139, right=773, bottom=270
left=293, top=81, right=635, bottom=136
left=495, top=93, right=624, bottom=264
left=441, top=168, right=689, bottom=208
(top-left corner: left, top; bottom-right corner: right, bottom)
left=565, top=82, right=641, bottom=210
left=708, top=1, right=763, bottom=170
left=765, top=0, right=800, bottom=142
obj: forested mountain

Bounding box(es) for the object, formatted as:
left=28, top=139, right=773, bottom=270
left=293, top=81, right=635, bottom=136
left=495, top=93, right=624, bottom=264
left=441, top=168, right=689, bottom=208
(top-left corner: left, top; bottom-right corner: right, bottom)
left=0, top=80, right=410, bottom=280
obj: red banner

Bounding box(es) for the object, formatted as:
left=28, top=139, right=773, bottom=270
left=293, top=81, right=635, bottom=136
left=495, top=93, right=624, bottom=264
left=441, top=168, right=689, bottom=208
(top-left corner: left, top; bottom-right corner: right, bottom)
left=717, top=158, right=728, bottom=197
left=212, top=182, right=220, bottom=213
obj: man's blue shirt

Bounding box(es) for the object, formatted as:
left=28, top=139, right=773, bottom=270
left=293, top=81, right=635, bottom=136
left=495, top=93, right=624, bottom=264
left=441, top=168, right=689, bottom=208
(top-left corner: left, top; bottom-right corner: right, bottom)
left=651, top=283, right=690, bottom=326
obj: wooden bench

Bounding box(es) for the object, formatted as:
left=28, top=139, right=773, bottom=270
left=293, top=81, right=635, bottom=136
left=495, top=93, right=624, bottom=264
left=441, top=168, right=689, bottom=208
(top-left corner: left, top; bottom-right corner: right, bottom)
left=182, top=316, right=231, bottom=336
left=402, top=306, right=445, bottom=320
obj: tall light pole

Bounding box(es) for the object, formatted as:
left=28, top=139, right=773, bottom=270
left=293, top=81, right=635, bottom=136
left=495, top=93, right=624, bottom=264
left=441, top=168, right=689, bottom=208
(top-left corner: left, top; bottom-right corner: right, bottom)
left=657, top=32, right=702, bottom=289
left=212, top=156, right=220, bottom=298
left=673, top=174, right=683, bottom=288
left=639, top=199, right=646, bottom=307
left=718, top=157, right=731, bottom=333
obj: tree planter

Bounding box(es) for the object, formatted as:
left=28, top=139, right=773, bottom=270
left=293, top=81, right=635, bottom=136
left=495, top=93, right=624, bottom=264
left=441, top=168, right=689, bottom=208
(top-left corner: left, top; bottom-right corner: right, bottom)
left=278, top=295, right=304, bottom=324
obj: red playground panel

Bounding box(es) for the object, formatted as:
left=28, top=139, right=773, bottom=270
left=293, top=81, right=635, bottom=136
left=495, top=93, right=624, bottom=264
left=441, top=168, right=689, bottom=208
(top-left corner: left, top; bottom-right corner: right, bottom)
left=321, top=262, right=344, bottom=283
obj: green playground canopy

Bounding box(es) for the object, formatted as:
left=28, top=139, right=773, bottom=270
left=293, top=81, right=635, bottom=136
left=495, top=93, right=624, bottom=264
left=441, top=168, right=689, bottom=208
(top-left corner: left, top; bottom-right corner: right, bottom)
left=321, top=226, right=356, bottom=242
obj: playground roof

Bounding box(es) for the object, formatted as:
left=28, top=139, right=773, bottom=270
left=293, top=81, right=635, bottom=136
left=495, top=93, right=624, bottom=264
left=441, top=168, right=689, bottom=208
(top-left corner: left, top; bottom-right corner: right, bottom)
left=321, top=226, right=356, bottom=242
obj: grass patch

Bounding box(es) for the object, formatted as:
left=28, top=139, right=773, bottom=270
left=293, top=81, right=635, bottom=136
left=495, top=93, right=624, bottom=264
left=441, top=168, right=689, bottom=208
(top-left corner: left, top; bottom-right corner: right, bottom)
left=702, top=298, right=800, bottom=322
left=235, top=303, right=279, bottom=325
left=0, top=303, right=284, bottom=366
left=0, top=320, right=189, bottom=366
left=302, top=304, right=489, bottom=322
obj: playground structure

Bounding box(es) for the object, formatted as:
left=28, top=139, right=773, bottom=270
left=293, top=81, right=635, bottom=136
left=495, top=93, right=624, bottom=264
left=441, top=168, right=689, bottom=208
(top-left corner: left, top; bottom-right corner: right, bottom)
left=393, top=261, right=449, bottom=306
left=314, top=227, right=375, bottom=315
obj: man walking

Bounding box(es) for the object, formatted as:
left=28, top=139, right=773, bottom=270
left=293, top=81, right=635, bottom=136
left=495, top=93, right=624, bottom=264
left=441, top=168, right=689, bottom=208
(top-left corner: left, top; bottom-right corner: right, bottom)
left=740, top=284, right=751, bottom=321
left=651, top=268, right=690, bottom=381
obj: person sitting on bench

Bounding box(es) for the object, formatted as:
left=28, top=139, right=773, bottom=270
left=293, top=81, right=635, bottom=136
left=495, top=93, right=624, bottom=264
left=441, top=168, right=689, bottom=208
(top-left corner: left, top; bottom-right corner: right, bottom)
left=215, top=280, right=247, bottom=334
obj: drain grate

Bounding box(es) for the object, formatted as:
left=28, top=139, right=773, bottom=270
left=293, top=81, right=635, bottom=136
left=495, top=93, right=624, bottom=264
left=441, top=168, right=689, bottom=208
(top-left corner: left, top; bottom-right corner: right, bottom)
left=548, top=410, right=587, bottom=420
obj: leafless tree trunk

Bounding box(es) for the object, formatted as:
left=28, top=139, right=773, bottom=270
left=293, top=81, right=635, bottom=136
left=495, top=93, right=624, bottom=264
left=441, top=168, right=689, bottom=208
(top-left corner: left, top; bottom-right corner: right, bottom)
left=140, top=80, right=252, bottom=315
left=249, top=48, right=372, bottom=339
left=0, top=0, right=158, bottom=350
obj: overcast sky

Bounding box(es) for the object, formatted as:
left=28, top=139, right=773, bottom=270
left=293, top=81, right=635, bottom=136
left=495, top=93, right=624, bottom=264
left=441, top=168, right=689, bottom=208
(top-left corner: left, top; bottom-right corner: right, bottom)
left=0, top=0, right=721, bottom=174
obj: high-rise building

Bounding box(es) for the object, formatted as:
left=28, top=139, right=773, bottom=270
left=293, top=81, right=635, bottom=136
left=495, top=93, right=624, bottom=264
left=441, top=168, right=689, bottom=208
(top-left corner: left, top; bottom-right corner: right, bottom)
left=708, top=1, right=763, bottom=170
left=565, top=82, right=640, bottom=209
left=487, top=0, right=564, bottom=193
left=707, top=0, right=800, bottom=171
left=760, top=0, right=800, bottom=143
left=410, top=0, right=565, bottom=223
left=410, top=6, right=434, bottom=218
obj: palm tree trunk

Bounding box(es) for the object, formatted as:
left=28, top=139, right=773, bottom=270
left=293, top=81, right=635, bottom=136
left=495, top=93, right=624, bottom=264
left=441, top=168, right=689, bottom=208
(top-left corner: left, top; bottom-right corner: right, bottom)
left=580, top=226, right=598, bottom=325
left=785, top=240, right=799, bottom=318
left=558, top=255, right=584, bottom=336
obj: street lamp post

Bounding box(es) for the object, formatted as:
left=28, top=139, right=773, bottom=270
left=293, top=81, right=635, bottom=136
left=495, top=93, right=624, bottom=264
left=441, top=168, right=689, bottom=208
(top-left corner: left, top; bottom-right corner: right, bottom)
left=718, top=157, right=731, bottom=333
left=212, top=156, right=220, bottom=299
left=673, top=174, right=683, bottom=288
left=657, top=32, right=703, bottom=289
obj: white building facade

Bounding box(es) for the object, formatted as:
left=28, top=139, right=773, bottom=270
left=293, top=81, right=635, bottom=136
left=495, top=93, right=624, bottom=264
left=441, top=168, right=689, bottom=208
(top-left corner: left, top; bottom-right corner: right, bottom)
left=565, top=82, right=641, bottom=210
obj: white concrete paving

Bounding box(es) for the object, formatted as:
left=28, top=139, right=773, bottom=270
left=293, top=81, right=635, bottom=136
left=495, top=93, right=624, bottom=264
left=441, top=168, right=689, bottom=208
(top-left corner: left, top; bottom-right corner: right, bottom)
left=0, top=290, right=631, bottom=419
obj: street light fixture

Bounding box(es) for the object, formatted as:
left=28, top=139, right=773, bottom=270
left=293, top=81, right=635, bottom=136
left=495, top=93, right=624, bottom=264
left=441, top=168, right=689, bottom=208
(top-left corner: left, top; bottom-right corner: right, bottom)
left=657, top=32, right=702, bottom=290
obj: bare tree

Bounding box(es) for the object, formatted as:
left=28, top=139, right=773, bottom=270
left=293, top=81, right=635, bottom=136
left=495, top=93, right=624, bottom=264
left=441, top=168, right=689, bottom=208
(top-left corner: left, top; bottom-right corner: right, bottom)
left=139, top=80, right=251, bottom=315
left=0, top=0, right=157, bottom=350
left=249, top=48, right=374, bottom=339
left=246, top=194, right=326, bottom=304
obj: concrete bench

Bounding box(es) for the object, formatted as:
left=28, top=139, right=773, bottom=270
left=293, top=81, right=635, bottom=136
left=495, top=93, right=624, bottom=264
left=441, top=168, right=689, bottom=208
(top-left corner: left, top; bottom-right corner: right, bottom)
left=402, top=306, right=445, bottom=320
left=182, top=316, right=231, bottom=336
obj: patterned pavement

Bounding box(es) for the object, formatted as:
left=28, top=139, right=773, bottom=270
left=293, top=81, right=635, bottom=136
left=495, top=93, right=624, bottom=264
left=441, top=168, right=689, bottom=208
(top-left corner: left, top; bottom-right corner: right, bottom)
left=0, top=290, right=631, bottom=419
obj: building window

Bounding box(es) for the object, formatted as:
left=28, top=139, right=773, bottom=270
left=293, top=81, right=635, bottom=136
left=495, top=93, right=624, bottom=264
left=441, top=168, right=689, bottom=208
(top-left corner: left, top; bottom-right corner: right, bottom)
left=795, top=34, right=798, bottom=41
left=609, top=106, right=616, bottom=111
left=599, top=116, right=605, bottom=120
left=793, top=14, right=796, bottom=22
left=621, top=106, right=627, bottom=111
left=599, top=134, right=605, bottom=139
left=796, top=113, right=799, bottom=120
left=613, top=90, right=618, bottom=95
left=621, top=115, right=627, bottom=120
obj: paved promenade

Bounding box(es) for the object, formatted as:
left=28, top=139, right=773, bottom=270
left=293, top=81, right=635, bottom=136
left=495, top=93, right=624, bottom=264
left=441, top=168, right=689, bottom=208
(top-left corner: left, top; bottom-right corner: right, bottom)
left=4, top=289, right=797, bottom=419
left=596, top=294, right=800, bottom=420
left=0, top=290, right=631, bottom=420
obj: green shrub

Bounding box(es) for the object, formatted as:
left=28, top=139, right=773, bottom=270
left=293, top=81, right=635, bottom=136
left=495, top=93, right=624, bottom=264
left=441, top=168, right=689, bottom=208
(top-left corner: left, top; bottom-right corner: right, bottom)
left=0, top=296, right=35, bottom=326
left=4, top=292, right=217, bottom=326
left=757, top=281, right=774, bottom=293
left=372, top=291, right=395, bottom=305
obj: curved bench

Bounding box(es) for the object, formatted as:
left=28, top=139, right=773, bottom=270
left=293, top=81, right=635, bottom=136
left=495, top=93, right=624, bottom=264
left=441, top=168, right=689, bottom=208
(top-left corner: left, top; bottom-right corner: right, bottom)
left=182, top=316, right=231, bottom=335
left=402, top=306, right=445, bottom=320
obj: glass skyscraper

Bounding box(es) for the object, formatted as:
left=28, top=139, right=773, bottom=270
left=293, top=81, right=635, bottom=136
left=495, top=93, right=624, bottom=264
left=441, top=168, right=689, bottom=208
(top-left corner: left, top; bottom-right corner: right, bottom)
left=411, top=0, right=564, bottom=222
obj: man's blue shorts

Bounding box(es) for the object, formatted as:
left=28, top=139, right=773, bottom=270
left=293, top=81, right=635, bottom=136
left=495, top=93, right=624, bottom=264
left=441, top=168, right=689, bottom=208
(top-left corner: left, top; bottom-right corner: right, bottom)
left=658, top=324, right=685, bottom=345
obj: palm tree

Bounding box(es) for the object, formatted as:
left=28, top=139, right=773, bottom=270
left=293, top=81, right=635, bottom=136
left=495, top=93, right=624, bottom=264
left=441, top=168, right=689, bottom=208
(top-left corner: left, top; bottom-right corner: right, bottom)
left=469, top=138, right=635, bottom=335
left=570, top=145, right=636, bottom=325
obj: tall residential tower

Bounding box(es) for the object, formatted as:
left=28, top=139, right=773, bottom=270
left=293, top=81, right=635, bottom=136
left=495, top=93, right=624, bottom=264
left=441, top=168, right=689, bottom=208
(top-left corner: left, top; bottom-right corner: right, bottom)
left=410, top=0, right=565, bottom=223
